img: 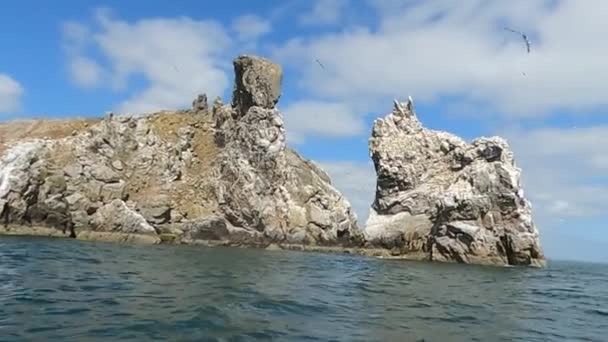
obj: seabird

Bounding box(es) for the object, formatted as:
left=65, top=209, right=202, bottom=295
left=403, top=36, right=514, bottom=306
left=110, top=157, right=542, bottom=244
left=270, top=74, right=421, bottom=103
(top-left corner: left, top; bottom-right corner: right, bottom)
left=504, top=27, right=531, bottom=53
left=315, top=59, right=325, bottom=70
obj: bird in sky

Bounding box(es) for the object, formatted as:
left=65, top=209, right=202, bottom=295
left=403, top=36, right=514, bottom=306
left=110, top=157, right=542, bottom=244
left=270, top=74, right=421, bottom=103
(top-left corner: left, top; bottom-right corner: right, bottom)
left=504, top=27, right=531, bottom=53
left=315, top=59, right=325, bottom=70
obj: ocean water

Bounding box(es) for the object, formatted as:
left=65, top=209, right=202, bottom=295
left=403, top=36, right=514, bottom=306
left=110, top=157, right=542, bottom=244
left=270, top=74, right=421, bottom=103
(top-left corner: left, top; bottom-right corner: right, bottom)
left=0, top=236, right=606, bottom=342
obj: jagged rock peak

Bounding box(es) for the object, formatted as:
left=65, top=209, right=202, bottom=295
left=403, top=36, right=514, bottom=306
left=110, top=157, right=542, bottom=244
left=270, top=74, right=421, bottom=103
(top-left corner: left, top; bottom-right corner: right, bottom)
left=392, top=96, right=415, bottom=118
left=372, top=97, right=423, bottom=139
left=231, top=55, right=282, bottom=116
left=212, top=55, right=361, bottom=246
left=365, top=98, right=545, bottom=267
left=192, top=94, right=208, bottom=113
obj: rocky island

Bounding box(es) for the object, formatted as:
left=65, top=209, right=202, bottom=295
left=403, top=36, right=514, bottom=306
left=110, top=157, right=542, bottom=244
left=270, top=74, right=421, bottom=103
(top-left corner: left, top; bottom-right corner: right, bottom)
left=0, top=55, right=544, bottom=267
left=365, top=99, right=545, bottom=267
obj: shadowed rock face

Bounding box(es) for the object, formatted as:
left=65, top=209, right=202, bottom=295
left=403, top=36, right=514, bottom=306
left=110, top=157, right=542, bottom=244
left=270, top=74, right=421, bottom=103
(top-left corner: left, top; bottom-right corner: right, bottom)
left=365, top=98, right=545, bottom=267
left=0, top=55, right=362, bottom=247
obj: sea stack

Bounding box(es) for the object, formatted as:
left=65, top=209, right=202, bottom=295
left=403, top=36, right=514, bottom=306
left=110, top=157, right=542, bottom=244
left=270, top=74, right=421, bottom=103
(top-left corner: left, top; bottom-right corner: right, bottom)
left=364, top=98, right=545, bottom=267
left=211, top=55, right=362, bottom=245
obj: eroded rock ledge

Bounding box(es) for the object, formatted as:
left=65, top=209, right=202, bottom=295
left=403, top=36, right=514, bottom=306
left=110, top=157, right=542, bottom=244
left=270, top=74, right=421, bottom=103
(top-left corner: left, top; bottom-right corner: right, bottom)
left=365, top=98, right=545, bottom=267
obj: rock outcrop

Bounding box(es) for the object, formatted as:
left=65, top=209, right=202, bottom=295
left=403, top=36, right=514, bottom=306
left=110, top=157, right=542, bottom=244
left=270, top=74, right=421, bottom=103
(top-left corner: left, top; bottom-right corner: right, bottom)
left=365, top=98, right=545, bottom=266
left=0, top=55, right=362, bottom=248
left=210, top=55, right=361, bottom=245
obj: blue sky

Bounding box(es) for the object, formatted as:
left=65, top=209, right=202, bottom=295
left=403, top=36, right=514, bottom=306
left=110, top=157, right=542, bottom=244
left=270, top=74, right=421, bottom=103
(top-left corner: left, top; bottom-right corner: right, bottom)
left=1, top=0, right=607, bottom=263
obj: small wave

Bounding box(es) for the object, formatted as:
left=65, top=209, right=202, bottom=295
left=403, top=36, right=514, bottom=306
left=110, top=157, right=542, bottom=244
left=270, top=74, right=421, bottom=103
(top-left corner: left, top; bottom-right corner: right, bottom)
left=586, top=308, right=608, bottom=317
left=251, top=298, right=330, bottom=316
left=73, top=257, right=102, bottom=265
left=44, top=307, right=91, bottom=316
left=98, top=298, right=120, bottom=306
left=443, top=314, right=480, bottom=324
left=530, top=288, right=593, bottom=301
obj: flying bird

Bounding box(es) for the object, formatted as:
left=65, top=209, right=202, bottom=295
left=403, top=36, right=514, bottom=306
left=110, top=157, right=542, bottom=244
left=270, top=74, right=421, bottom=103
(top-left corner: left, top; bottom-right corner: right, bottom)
left=504, top=27, right=531, bottom=53
left=315, top=59, right=325, bottom=70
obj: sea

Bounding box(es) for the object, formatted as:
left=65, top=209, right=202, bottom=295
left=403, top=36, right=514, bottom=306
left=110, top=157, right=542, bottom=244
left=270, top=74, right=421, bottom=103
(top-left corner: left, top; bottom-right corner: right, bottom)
left=0, top=236, right=606, bottom=342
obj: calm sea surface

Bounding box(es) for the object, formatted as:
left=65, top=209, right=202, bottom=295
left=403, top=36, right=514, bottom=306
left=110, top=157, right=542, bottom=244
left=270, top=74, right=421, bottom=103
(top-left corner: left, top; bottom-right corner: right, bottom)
left=0, top=236, right=606, bottom=341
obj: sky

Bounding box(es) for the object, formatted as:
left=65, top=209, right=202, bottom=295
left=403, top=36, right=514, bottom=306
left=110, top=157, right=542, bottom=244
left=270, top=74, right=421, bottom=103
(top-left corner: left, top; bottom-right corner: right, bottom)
left=0, top=0, right=607, bottom=263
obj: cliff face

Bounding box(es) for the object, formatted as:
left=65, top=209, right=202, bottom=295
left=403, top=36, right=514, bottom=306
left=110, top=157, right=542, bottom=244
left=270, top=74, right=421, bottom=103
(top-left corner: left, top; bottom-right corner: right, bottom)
left=365, top=98, right=545, bottom=266
left=0, top=55, right=362, bottom=247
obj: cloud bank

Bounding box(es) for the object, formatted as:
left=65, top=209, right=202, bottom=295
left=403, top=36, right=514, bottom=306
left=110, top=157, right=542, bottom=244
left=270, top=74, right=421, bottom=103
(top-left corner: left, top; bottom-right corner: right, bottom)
left=274, top=0, right=608, bottom=139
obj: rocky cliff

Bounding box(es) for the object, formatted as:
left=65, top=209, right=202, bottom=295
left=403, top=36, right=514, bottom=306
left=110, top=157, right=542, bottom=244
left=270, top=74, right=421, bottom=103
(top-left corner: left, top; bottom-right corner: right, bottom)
left=365, top=98, right=545, bottom=266
left=0, top=55, right=362, bottom=247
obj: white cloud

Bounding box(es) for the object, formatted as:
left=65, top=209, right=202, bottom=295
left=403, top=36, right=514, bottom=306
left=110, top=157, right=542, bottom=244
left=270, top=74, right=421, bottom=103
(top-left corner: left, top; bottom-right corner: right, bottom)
left=62, top=21, right=103, bottom=88
left=68, top=56, right=103, bottom=88
left=299, top=0, right=350, bottom=26
left=62, top=8, right=232, bottom=114
left=504, top=126, right=608, bottom=224
left=232, top=14, right=271, bottom=41
left=319, top=160, right=377, bottom=223
left=62, top=21, right=90, bottom=53
left=0, top=74, right=24, bottom=113
left=274, top=0, right=608, bottom=127
left=282, top=100, right=366, bottom=142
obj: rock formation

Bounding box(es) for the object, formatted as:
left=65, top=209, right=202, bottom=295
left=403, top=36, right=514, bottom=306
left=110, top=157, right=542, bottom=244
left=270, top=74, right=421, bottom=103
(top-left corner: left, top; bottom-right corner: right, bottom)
left=365, top=98, right=545, bottom=266
left=0, top=55, right=362, bottom=247
left=0, top=54, right=544, bottom=267
left=210, top=55, right=361, bottom=245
